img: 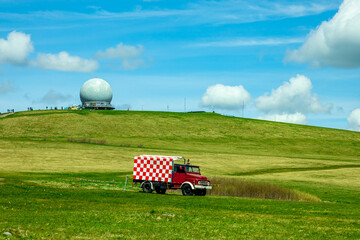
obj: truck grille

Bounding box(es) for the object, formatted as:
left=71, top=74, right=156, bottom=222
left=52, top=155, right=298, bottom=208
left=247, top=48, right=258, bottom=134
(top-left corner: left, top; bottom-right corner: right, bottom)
left=199, top=180, right=209, bottom=185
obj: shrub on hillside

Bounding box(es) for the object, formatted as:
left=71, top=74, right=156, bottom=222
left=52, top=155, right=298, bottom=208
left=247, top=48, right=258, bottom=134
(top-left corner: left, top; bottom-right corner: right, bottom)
left=208, top=177, right=320, bottom=202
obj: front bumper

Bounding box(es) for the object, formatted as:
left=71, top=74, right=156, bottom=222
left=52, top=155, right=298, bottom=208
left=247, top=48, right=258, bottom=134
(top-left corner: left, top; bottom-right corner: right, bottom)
left=194, top=185, right=212, bottom=190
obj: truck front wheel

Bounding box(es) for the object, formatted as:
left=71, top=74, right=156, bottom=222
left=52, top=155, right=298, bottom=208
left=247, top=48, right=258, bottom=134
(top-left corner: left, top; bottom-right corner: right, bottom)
left=182, top=184, right=193, bottom=196
left=142, top=182, right=153, bottom=193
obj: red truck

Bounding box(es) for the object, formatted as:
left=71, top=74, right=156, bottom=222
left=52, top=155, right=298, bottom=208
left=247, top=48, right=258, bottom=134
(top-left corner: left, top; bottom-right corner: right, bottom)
left=133, top=155, right=212, bottom=196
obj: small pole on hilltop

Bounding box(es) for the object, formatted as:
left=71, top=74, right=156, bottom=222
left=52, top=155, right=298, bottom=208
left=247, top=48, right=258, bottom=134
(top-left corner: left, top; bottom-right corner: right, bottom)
left=242, top=100, right=244, bottom=117
left=184, top=97, right=187, bottom=112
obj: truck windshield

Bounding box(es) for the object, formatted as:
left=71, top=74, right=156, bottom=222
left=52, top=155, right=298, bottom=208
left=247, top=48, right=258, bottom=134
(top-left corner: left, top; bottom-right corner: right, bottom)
left=185, top=166, right=200, bottom=174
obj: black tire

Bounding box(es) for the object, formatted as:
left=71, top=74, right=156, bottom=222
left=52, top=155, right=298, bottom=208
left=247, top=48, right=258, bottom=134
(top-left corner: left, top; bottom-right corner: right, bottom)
left=182, top=184, right=193, bottom=196
left=155, top=188, right=166, bottom=194
left=142, top=182, right=153, bottom=193
left=195, top=189, right=206, bottom=196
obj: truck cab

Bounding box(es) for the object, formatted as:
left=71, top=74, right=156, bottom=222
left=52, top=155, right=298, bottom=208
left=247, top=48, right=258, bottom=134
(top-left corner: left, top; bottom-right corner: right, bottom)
left=172, top=163, right=211, bottom=196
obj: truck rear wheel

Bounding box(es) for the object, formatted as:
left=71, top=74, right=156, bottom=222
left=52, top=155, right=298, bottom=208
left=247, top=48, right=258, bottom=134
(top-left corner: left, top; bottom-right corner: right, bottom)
left=142, top=182, right=153, bottom=193
left=182, top=184, right=193, bottom=196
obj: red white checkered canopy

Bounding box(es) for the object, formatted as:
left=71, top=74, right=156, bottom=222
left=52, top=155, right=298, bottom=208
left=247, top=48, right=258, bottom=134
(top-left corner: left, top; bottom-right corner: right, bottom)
left=133, top=155, right=183, bottom=183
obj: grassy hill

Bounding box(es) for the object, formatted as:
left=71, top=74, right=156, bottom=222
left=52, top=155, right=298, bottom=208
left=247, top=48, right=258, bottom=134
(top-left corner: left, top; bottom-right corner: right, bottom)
left=1, top=110, right=359, bottom=239
left=2, top=110, right=359, bottom=158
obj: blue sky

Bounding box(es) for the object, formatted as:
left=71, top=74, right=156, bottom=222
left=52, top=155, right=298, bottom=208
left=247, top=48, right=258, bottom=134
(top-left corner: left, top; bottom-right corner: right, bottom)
left=0, top=0, right=359, bottom=131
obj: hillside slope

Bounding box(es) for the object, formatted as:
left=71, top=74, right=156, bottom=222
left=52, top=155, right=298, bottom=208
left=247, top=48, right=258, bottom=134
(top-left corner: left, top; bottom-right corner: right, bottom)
left=1, top=110, right=360, bottom=203
left=1, top=110, right=359, bottom=158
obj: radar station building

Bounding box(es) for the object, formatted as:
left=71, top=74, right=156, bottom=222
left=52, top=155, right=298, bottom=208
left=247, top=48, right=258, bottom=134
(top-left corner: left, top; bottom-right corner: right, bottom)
left=80, top=78, right=115, bottom=110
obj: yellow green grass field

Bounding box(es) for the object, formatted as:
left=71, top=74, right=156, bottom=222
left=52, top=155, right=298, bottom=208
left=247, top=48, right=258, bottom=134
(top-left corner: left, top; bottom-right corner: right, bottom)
left=1, top=110, right=359, bottom=239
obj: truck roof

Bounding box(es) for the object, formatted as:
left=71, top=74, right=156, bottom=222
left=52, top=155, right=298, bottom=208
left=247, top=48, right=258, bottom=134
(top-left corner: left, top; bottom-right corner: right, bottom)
left=135, top=155, right=184, bottom=161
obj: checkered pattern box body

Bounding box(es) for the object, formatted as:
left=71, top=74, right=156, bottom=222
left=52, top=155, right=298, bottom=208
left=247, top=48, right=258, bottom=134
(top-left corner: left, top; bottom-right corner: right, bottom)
left=133, top=155, right=176, bottom=183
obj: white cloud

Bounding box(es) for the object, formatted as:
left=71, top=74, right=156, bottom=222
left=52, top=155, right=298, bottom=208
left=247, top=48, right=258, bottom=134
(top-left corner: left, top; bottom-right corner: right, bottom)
left=96, top=43, right=144, bottom=70
left=192, top=38, right=303, bottom=47
left=121, top=58, right=144, bottom=70
left=0, top=80, right=15, bottom=94
left=0, top=1, right=339, bottom=28
left=285, top=0, right=360, bottom=68
left=96, top=43, right=143, bottom=59
left=201, top=84, right=251, bottom=110
left=259, top=113, right=307, bottom=124
left=347, top=108, right=360, bottom=131
left=256, top=74, right=332, bottom=125
left=268, top=2, right=340, bottom=18
left=256, top=74, right=332, bottom=114
left=0, top=31, right=98, bottom=72
left=34, top=51, right=98, bottom=72
left=33, top=90, right=72, bottom=105
left=0, top=31, right=33, bottom=65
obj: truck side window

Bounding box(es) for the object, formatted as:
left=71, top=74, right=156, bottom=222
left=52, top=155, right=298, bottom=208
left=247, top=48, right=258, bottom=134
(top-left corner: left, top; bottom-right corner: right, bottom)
left=174, top=164, right=185, bottom=173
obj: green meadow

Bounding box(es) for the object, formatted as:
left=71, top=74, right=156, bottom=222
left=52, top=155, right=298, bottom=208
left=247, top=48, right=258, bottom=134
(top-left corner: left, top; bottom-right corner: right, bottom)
left=1, top=110, right=360, bottom=239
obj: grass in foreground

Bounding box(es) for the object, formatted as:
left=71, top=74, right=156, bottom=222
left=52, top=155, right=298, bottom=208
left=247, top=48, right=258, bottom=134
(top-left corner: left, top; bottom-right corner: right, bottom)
left=1, top=174, right=360, bottom=239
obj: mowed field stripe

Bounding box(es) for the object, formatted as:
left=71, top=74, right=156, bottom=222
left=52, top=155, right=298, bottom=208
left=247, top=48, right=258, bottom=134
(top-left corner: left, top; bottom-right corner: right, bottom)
left=232, top=164, right=360, bottom=176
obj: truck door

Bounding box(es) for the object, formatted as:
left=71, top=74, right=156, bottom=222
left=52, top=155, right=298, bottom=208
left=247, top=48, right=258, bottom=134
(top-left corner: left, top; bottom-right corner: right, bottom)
left=172, top=165, right=186, bottom=187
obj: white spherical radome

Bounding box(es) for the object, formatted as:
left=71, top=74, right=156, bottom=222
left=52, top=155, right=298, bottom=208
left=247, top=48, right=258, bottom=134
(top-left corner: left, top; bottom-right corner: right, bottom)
left=80, top=78, right=113, bottom=104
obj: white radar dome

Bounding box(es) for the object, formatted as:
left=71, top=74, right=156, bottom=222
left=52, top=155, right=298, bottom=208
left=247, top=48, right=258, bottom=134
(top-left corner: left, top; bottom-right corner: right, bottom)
left=80, top=78, right=113, bottom=104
